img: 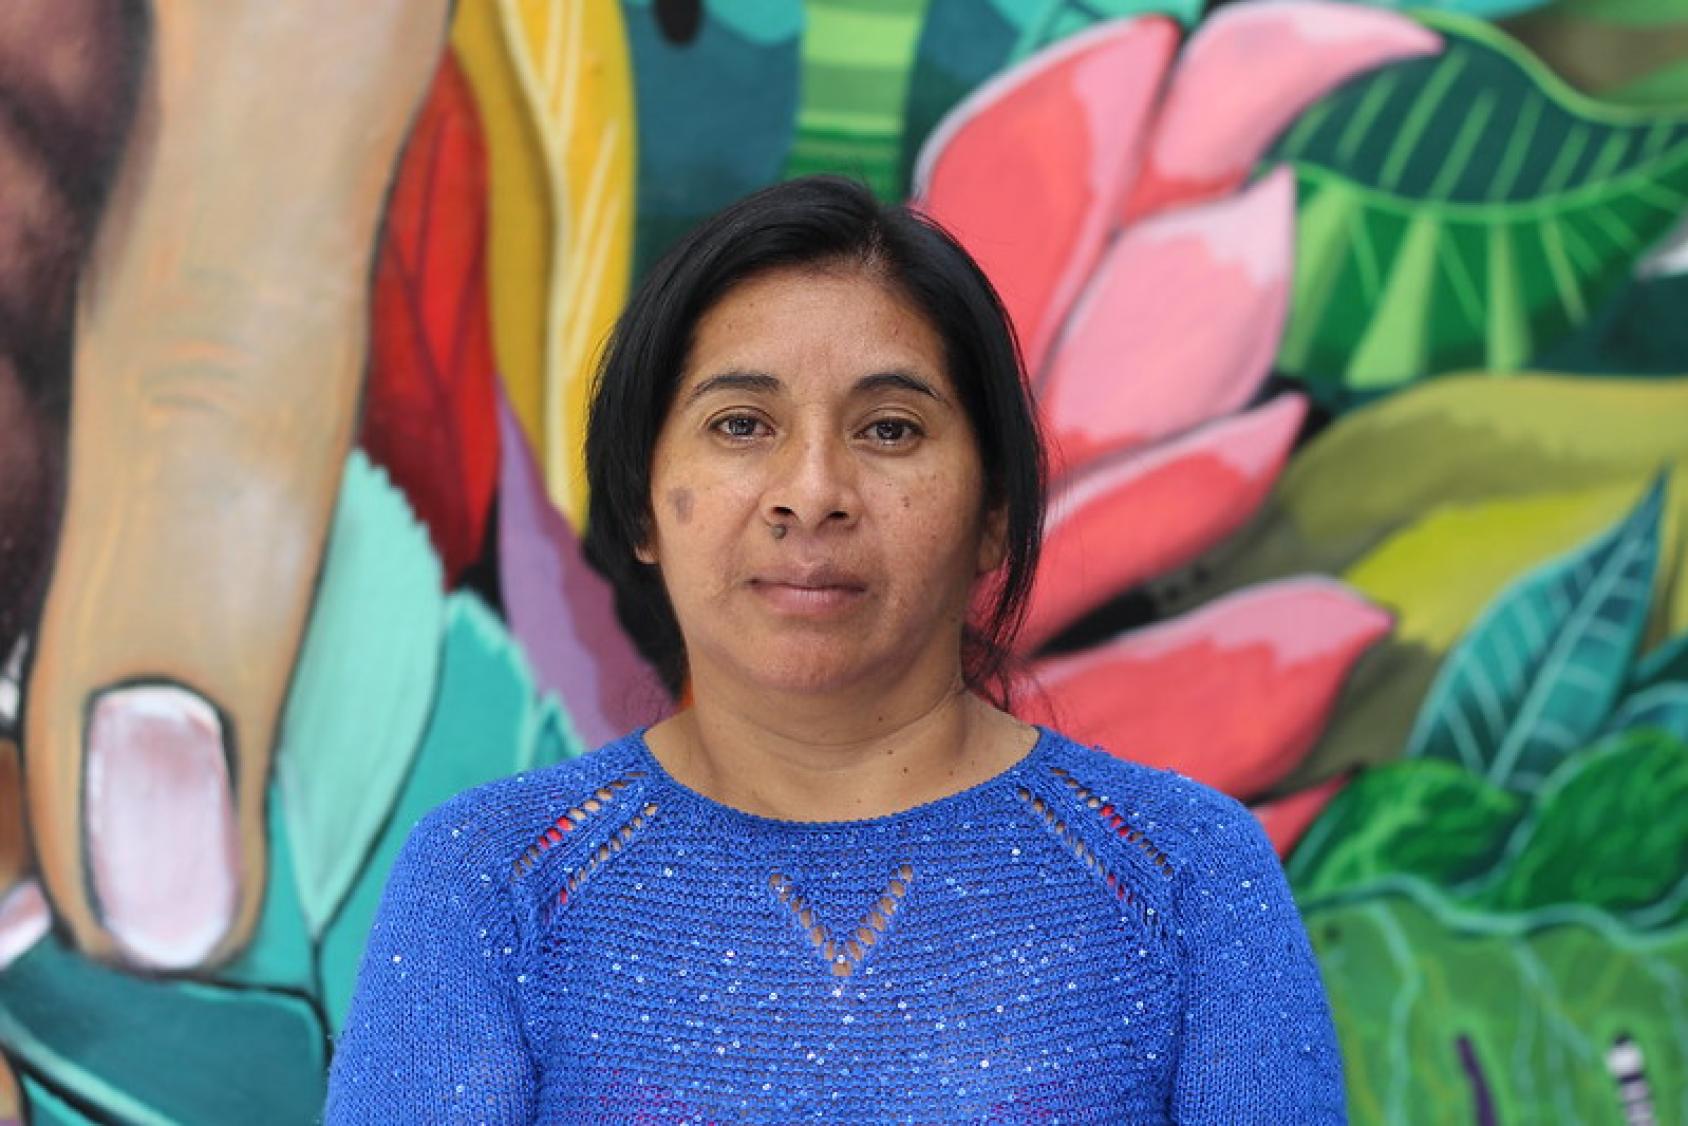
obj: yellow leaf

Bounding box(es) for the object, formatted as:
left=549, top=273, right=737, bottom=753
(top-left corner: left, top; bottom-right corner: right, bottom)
left=1343, top=474, right=1686, bottom=651
left=506, top=0, right=636, bottom=530
left=1276, top=374, right=1688, bottom=547
left=451, top=1, right=555, bottom=456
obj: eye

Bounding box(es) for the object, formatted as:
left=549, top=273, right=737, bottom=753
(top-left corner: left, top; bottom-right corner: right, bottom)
left=862, top=418, right=923, bottom=446
left=711, top=413, right=768, bottom=441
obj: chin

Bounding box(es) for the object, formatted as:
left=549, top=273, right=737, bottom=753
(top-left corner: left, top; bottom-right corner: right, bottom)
left=735, top=641, right=881, bottom=697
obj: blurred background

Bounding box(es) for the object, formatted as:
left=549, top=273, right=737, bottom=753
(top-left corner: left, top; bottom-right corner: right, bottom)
left=0, top=0, right=1684, bottom=1121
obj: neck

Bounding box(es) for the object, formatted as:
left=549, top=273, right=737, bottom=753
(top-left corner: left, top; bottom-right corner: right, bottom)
left=644, top=668, right=1034, bottom=822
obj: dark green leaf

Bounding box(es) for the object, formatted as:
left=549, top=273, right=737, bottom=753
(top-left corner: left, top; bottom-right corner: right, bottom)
left=1287, top=759, right=1524, bottom=901
left=1268, top=12, right=1688, bottom=398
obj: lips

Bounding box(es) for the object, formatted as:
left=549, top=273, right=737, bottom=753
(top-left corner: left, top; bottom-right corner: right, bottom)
left=748, top=564, right=869, bottom=616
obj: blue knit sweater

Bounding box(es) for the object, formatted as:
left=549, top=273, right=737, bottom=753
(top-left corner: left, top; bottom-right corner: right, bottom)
left=325, top=727, right=1344, bottom=1123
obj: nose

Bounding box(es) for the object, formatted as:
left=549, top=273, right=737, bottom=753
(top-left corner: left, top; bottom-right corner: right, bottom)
left=764, top=429, right=860, bottom=532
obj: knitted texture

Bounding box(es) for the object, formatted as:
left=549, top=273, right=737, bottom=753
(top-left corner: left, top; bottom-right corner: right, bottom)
left=325, top=727, right=1344, bottom=1123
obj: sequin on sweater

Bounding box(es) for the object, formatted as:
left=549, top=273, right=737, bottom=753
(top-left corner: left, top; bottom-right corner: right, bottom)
left=325, top=727, right=1344, bottom=1123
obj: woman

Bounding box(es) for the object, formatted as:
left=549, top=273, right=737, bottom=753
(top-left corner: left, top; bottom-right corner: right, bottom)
left=326, top=176, right=1344, bottom=1123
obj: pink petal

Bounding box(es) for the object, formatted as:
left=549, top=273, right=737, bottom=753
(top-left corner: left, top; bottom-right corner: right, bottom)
left=496, top=389, right=667, bottom=746
left=1121, top=1, right=1441, bottom=222
left=1021, top=394, right=1306, bottom=652
left=1039, top=168, right=1296, bottom=466
left=913, top=17, right=1180, bottom=375
left=1251, top=775, right=1347, bottom=859
left=1017, top=577, right=1392, bottom=799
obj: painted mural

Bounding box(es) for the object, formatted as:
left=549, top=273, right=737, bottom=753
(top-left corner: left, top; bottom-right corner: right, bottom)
left=0, top=0, right=1684, bottom=1121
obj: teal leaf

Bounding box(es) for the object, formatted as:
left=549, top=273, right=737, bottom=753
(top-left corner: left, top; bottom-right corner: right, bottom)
left=620, top=0, right=800, bottom=276
left=1268, top=12, right=1688, bottom=400
left=209, top=785, right=315, bottom=993
left=1405, top=475, right=1666, bottom=793
left=0, top=939, right=325, bottom=1125
left=1339, top=0, right=1553, bottom=16
left=273, top=451, right=444, bottom=939
left=19, top=1073, right=94, bottom=1126
left=1630, top=630, right=1688, bottom=693
left=316, top=592, right=554, bottom=1031
left=622, top=0, right=803, bottom=47
left=1605, top=682, right=1688, bottom=744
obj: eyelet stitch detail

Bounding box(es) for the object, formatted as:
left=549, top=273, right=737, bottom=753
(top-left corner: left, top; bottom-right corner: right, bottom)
left=1049, top=766, right=1175, bottom=878
left=555, top=802, right=659, bottom=909
left=767, top=863, right=914, bottom=978
left=512, top=770, right=647, bottom=877
left=1017, top=784, right=1165, bottom=935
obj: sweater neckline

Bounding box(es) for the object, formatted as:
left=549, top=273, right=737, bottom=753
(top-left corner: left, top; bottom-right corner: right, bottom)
left=626, top=724, right=1059, bottom=835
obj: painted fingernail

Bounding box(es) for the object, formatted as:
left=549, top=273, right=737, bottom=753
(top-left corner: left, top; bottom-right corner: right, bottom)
left=84, top=684, right=240, bottom=969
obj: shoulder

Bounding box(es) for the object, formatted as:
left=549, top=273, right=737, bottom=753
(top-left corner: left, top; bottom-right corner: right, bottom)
left=1033, top=727, right=1278, bottom=894
left=391, top=731, right=655, bottom=885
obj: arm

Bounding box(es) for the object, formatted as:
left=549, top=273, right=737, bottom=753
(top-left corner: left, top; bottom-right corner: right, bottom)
left=1170, top=792, right=1345, bottom=1123
left=325, top=804, right=537, bottom=1124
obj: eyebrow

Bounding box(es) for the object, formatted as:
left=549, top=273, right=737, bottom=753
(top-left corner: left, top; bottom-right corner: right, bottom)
left=683, top=369, right=945, bottom=406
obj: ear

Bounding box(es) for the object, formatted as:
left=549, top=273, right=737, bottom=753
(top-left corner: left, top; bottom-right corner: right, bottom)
left=634, top=539, right=658, bottom=566
left=976, top=502, right=1008, bottom=575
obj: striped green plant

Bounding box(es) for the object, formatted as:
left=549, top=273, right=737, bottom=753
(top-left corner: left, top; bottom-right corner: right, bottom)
left=1266, top=12, right=1688, bottom=403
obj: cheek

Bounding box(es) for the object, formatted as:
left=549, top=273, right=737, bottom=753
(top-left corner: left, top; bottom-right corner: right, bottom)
left=666, top=487, right=694, bottom=525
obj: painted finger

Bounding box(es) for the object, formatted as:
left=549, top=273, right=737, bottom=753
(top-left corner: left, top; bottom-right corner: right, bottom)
left=26, top=0, right=450, bottom=971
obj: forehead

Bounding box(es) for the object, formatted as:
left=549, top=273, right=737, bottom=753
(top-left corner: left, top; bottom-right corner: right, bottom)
left=680, top=266, right=952, bottom=395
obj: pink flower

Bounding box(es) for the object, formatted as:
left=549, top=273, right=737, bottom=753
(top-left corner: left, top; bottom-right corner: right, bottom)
left=915, top=1, right=1439, bottom=851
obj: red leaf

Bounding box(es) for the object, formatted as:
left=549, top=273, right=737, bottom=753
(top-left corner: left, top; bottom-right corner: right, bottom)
left=1022, top=395, right=1306, bottom=652
left=1038, top=169, right=1296, bottom=471
left=1251, top=776, right=1347, bottom=859
left=913, top=18, right=1178, bottom=376
left=1120, top=1, right=1440, bottom=223
left=360, top=51, right=500, bottom=583
left=1016, top=578, right=1392, bottom=799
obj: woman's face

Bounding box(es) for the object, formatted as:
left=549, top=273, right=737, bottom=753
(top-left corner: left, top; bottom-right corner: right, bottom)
left=642, top=265, right=1004, bottom=699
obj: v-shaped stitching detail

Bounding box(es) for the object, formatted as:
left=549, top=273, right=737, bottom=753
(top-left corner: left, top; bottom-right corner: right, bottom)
left=767, top=863, right=914, bottom=978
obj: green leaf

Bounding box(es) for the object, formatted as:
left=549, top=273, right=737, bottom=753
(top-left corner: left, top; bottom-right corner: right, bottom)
left=1268, top=11, right=1688, bottom=400
left=316, top=592, right=558, bottom=1032
left=1307, top=882, right=1688, bottom=1125
left=1287, top=759, right=1524, bottom=900
left=898, top=0, right=1198, bottom=192
left=1553, top=0, right=1688, bottom=26
left=273, top=451, right=445, bottom=939
left=1459, top=728, right=1688, bottom=928
left=0, top=939, right=325, bottom=1125
left=1608, top=59, right=1688, bottom=109
left=1405, top=476, right=1666, bottom=793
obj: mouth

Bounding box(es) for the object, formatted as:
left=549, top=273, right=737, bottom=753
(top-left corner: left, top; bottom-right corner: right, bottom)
left=748, top=568, right=869, bottom=617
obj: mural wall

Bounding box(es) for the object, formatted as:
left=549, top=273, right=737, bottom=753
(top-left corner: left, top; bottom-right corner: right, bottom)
left=0, top=0, right=1684, bottom=1121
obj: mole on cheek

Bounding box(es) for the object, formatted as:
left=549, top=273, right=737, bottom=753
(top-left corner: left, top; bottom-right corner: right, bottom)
left=668, top=488, right=694, bottom=523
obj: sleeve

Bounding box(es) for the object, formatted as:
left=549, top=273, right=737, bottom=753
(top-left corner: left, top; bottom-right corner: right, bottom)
left=324, top=804, right=538, bottom=1124
left=1169, top=791, right=1346, bottom=1123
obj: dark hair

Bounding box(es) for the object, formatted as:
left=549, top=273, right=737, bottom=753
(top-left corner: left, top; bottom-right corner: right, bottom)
left=584, top=175, right=1045, bottom=707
